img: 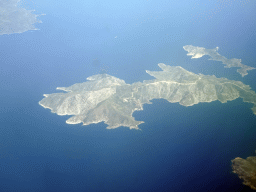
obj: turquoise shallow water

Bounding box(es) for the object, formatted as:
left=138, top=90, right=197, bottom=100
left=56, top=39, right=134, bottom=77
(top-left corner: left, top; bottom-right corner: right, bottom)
left=1, top=0, right=256, bottom=191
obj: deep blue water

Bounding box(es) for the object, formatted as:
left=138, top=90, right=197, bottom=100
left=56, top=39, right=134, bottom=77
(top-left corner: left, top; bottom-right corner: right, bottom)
left=1, top=0, right=256, bottom=191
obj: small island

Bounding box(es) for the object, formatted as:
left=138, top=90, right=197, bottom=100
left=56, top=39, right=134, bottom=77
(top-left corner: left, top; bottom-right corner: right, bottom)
left=183, top=45, right=255, bottom=77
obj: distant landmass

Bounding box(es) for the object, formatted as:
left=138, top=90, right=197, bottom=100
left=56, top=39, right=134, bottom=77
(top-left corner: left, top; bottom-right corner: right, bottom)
left=232, top=155, right=256, bottom=190
left=0, top=0, right=42, bottom=35
left=39, top=63, right=256, bottom=130
left=183, top=45, right=255, bottom=77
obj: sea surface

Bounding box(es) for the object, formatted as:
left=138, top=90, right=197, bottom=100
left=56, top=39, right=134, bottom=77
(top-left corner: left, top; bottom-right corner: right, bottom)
left=1, top=0, right=256, bottom=191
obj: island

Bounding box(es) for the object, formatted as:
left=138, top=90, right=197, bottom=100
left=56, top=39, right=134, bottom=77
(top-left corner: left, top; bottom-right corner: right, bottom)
left=232, top=155, right=256, bottom=190
left=0, top=0, right=42, bottom=35
left=39, top=63, right=256, bottom=130
left=183, top=45, right=255, bottom=77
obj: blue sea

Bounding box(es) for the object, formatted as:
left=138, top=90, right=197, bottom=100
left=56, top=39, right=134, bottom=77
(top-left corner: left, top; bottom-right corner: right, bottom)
left=1, top=0, right=256, bottom=191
